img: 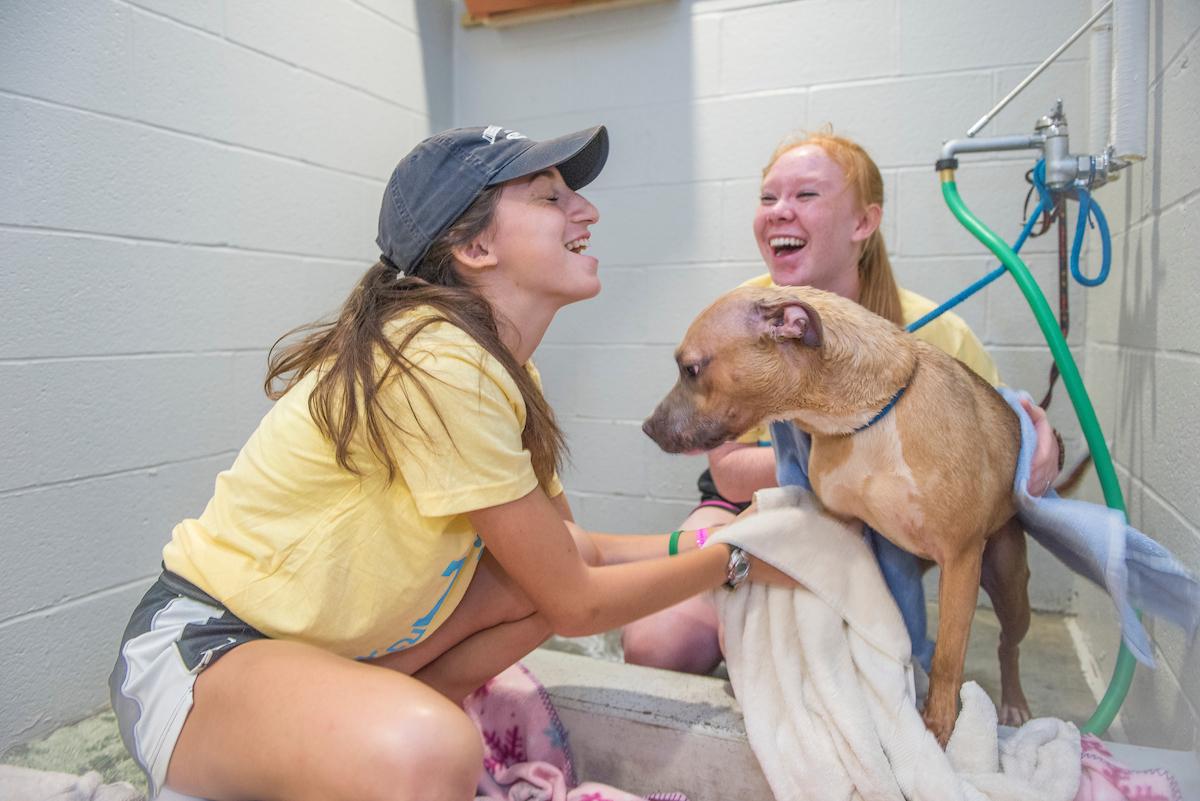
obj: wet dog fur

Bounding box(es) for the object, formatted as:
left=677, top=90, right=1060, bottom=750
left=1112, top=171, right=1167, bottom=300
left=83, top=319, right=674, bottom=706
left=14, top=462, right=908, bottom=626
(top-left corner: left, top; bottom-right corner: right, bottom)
left=643, top=284, right=1033, bottom=746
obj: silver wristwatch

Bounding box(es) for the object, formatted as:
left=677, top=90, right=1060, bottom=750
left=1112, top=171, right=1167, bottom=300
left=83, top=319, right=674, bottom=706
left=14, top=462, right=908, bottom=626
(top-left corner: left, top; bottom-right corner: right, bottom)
left=723, top=546, right=750, bottom=590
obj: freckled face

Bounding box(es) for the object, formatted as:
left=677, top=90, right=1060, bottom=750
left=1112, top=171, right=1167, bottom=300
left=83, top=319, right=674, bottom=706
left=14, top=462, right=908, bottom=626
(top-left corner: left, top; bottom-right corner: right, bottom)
left=753, top=145, right=873, bottom=300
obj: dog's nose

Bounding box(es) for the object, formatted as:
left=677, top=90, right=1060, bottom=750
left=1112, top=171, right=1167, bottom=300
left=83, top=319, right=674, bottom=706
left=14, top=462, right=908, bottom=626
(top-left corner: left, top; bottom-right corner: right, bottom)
left=642, top=413, right=670, bottom=447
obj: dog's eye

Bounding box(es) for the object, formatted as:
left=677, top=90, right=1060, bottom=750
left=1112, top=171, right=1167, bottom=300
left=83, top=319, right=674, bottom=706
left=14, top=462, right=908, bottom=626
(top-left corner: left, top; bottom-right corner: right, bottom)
left=683, top=363, right=702, bottom=378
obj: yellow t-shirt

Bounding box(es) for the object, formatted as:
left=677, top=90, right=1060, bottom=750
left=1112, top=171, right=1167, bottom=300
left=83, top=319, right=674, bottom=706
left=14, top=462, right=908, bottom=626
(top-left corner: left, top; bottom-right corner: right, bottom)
left=739, top=273, right=1000, bottom=385
left=163, top=314, right=562, bottom=661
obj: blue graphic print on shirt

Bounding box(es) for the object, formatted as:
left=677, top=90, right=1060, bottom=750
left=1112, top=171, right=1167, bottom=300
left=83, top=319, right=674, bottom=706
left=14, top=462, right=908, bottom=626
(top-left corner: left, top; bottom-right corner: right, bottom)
left=357, top=536, right=484, bottom=660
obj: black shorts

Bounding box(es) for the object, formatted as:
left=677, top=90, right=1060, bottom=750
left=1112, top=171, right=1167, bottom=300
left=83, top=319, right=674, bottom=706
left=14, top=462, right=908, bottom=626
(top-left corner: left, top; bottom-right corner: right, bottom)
left=693, top=468, right=751, bottom=514
left=108, top=569, right=267, bottom=797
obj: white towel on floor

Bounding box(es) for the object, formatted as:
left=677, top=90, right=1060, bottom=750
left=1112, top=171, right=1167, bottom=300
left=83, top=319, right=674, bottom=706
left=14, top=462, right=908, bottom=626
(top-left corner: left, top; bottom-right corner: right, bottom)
left=711, top=487, right=1081, bottom=801
left=0, top=765, right=142, bottom=801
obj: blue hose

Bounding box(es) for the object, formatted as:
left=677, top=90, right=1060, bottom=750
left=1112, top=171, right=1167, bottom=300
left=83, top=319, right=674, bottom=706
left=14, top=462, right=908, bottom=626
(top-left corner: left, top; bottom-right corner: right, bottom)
left=1071, top=186, right=1112, bottom=286
left=909, top=159, right=1112, bottom=333
left=1028, top=158, right=1112, bottom=288
left=906, top=200, right=1046, bottom=333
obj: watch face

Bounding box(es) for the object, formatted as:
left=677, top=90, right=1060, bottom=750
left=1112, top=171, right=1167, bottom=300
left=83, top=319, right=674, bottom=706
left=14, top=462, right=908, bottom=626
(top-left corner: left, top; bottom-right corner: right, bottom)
left=726, top=548, right=751, bottom=588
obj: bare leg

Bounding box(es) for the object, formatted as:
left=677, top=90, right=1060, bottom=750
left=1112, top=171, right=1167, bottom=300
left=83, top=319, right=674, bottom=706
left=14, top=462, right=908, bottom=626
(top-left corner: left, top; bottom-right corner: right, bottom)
left=621, top=505, right=732, bottom=674
left=416, top=611, right=550, bottom=701
left=922, top=543, right=985, bottom=747
left=981, top=518, right=1032, bottom=725
left=166, top=549, right=553, bottom=799
left=167, top=640, right=483, bottom=801
left=163, top=507, right=614, bottom=799
left=373, top=521, right=615, bottom=698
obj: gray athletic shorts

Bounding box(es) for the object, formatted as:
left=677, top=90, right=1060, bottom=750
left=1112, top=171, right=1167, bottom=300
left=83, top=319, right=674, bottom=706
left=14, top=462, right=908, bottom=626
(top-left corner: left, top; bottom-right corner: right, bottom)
left=108, top=570, right=266, bottom=799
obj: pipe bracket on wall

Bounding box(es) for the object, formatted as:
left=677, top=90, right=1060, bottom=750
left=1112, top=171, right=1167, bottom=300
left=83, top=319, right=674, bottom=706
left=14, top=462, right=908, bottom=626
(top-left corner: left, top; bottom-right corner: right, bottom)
left=1111, top=0, right=1149, bottom=161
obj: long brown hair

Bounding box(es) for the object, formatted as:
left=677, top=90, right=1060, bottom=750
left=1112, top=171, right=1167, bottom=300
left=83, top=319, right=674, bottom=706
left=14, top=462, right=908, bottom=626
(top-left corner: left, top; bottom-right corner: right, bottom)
left=265, top=185, right=566, bottom=487
left=763, top=130, right=903, bottom=325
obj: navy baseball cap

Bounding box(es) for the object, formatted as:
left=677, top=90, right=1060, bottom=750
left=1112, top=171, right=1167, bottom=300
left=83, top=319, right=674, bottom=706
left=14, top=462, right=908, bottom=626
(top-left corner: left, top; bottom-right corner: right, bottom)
left=377, top=124, right=609, bottom=273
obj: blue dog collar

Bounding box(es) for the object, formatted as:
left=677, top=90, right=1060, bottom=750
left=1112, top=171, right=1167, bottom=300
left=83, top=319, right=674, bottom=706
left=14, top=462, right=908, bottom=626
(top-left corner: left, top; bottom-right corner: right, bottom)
left=851, top=384, right=907, bottom=433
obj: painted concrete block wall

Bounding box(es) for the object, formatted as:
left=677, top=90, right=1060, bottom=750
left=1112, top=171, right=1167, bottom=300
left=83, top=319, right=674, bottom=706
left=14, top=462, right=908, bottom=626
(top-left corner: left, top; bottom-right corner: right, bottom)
left=0, top=0, right=451, bottom=750
left=453, top=0, right=1093, bottom=609
left=5, top=0, right=1194, bottom=758
left=1073, top=0, right=1200, bottom=751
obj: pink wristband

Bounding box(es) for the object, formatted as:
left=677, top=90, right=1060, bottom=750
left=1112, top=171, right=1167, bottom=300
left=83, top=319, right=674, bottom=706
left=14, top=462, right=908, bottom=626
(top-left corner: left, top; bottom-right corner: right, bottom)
left=695, top=527, right=710, bottom=548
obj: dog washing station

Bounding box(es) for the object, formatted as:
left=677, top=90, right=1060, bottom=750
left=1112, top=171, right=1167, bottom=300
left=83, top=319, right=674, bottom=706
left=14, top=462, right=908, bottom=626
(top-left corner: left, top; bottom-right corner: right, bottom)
left=529, top=633, right=1200, bottom=800
left=5, top=625, right=1197, bottom=800
left=928, top=0, right=1151, bottom=740
left=4, top=2, right=1200, bottom=798
left=543, top=0, right=1200, bottom=795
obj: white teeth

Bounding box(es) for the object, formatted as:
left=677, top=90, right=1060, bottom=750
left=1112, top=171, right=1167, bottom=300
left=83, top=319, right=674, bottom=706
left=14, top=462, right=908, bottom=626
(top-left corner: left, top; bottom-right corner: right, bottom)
left=565, top=238, right=589, bottom=253
left=769, top=236, right=806, bottom=249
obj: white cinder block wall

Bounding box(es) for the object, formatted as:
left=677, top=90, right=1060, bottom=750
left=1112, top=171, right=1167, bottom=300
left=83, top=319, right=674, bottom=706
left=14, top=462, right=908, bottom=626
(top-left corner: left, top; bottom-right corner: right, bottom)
left=0, top=0, right=452, bottom=751
left=455, top=0, right=1198, bottom=748
left=3, top=0, right=1196, bottom=755
left=1076, top=1, right=1200, bottom=750
left=455, top=0, right=1092, bottom=593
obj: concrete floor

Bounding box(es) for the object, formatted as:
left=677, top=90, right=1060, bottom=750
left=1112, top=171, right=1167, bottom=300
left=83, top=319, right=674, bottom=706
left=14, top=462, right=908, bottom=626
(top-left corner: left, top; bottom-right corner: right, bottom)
left=936, top=605, right=1101, bottom=728
left=1, top=710, right=147, bottom=793
left=0, top=609, right=1136, bottom=795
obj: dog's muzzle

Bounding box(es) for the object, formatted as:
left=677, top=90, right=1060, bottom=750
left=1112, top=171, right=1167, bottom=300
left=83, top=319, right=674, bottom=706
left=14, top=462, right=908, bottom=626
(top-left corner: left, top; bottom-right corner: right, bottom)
left=642, top=402, right=732, bottom=454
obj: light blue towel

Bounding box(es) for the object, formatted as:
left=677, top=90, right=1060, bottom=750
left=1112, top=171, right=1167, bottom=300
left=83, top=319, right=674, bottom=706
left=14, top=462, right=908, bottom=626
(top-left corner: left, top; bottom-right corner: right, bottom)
left=1000, top=387, right=1200, bottom=666
left=770, top=420, right=936, bottom=673
left=770, top=393, right=1200, bottom=670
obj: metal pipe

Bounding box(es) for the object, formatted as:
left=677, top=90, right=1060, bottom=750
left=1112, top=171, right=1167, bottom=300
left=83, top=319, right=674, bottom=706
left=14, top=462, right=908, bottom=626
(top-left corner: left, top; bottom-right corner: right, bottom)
left=1089, top=0, right=1113, bottom=152
left=940, top=134, right=1044, bottom=163
left=967, top=0, right=1113, bottom=138
left=1111, top=0, right=1148, bottom=160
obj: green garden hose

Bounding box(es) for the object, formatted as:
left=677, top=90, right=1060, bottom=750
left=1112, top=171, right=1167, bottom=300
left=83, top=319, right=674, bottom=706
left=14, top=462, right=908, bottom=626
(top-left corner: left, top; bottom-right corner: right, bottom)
left=939, top=169, right=1136, bottom=735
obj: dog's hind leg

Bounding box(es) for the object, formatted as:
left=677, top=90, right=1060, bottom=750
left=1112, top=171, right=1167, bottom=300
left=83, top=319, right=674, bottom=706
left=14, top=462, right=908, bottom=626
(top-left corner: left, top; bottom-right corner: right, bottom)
left=924, top=542, right=986, bottom=747
left=981, top=518, right=1032, bottom=726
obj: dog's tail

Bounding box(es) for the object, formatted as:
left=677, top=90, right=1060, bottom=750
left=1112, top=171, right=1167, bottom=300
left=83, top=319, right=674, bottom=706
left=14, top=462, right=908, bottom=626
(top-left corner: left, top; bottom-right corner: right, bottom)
left=1054, top=451, right=1092, bottom=497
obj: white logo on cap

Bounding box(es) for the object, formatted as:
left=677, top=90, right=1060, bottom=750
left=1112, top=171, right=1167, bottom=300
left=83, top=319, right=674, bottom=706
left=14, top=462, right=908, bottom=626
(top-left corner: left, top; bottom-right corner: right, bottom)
left=482, top=126, right=527, bottom=145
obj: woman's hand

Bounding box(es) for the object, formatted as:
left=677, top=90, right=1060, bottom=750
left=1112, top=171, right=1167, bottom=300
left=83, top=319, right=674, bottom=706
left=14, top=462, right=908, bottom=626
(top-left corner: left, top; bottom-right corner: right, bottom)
left=744, top=553, right=799, bottom=589
left=1022, top=397, right=1061, bottom=496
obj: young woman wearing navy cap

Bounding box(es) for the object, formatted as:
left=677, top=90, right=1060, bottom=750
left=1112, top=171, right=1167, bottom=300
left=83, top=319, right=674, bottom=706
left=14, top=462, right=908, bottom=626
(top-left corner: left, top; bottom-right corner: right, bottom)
left=109, top=125, right=786, bottom=801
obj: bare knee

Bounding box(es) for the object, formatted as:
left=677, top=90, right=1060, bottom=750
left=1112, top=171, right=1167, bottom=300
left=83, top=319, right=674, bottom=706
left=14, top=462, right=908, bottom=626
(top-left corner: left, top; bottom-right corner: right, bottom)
left=622, top=615, right=721, bottom=675
left=345, top=698, right=482, bottom=801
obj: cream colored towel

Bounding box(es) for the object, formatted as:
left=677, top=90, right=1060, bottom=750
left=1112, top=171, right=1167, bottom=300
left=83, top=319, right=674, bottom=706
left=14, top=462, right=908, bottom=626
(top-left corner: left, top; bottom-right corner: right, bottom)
left=711, top=487, right=1080, bottom=801
left=0, top=765, right=142, bottom=801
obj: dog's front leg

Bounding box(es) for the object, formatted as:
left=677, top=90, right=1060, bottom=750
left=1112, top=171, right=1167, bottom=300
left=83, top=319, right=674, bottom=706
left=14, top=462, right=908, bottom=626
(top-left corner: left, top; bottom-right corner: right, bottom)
left=923, top=543, right=985, bottom=747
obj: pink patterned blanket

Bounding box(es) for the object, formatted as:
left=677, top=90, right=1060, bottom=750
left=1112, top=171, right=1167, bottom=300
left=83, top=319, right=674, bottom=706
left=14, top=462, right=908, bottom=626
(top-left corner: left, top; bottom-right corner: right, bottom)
left=1074, top=735, right=1182, bottom=801
left=464, top=662, right=688, bottom=801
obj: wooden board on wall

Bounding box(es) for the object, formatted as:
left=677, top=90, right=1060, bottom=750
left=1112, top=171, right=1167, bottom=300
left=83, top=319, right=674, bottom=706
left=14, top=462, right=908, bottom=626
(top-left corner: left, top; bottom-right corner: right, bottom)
left=462, top=0, right=671, bottom=28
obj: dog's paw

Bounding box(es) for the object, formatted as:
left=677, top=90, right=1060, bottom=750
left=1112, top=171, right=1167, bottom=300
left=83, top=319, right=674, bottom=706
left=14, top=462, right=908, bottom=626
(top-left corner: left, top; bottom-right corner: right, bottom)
left=921, top=702, right=954, bottom=748
left=998, top=701, right=1032, bottom=727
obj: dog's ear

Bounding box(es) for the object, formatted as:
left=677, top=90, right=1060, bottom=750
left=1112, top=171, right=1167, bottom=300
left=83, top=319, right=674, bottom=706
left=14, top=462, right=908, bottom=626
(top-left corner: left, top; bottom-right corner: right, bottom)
left=758, top=300, right=823, bottom=348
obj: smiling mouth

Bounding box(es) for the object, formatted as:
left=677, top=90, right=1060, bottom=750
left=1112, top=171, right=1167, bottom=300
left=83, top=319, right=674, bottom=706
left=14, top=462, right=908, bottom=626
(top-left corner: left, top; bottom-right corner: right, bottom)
left=565, top=238, right=589, bottom=254
left=769, top=236, right=807, bottom=257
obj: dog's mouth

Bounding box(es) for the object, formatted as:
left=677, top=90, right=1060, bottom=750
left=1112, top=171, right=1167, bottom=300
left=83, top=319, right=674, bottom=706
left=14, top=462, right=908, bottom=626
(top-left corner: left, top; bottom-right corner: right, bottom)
left=769, top=236, right=807, bottom=257
left=642, top=413, right=733, bottom=455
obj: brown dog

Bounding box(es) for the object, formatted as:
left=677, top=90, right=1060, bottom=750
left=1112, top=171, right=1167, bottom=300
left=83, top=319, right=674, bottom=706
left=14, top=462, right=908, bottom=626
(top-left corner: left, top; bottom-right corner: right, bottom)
left=643, top=284, right=1032, bottom=746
